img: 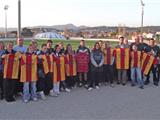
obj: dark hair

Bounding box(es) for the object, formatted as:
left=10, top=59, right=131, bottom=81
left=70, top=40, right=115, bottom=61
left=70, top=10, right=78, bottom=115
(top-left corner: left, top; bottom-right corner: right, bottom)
left=41, top=43, right=47, bottom=48
left=47, top=40, right=52, bottom=44
left=54, top=44, right=59, bottom=50
left=150, top=38, right=155, bottom=41
left=93, top=42, right=101, bottom=51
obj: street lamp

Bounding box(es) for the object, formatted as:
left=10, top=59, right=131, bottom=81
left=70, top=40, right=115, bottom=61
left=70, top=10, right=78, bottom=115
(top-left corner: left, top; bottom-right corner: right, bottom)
left=4, top=5, right=9, bottom=38
left=140, top=0, right=145, bottom=34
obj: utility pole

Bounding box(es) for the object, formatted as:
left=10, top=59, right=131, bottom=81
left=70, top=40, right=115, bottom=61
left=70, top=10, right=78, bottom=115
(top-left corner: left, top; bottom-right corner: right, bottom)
left=17, top=0, right=21, bottom=38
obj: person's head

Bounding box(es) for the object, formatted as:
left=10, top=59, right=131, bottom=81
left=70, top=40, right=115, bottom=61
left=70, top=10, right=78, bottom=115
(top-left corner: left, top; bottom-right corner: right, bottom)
left=31, top=41, right=38, bottom=51
left=124, top=38, right=129, bottom=45
left=132, top=44, right=138, bottom=51
left=17, top=38, right=24, bottom=46
left=139, top=35, right=144, bottom=43
left=28, top=44, right=34, bottom=53
left=47, top=40, right=52, bottom=49
left=66, top=44, right=72, bottom=53
left=104, top=41, right=110, bottom=48
left=80, top=40, right=85, bottom=47
left=93, top=42, right=100, bottom=50
left=41, top=44, right=47, bottom=53
left=55, top=44, right=61, bottom=53
left=119, top=36, right=124, bottom=44
left=0, top=41, right=4, bottom=50
left=134, top=36, right=139, bottom=44
left=149, top=38, right=155, bottom=47
left=6, top=41, right=14, bottom=52
left=58, top=42, right=64, bottom=49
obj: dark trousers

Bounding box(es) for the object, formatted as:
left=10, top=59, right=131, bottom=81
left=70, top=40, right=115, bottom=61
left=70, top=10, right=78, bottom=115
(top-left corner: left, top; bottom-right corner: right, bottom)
left=3, top=79, right=15, bottom=100
left=146, top=65, right=158, bottom=84
left=0, top=71, right=3, bottom=98
left=66, top=76, right=76, bottom=88
left=37, top=73, right=53, bottom=95
left=157, top=64, right=160, bottom=83
left=103, top=65, right=114, bottom=84
left=89, top=71, right=101, bottom=87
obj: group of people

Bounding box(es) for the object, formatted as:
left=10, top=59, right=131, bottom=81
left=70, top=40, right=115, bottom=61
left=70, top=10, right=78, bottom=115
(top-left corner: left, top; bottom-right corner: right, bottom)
left=0, top=35, right=159, bottom=103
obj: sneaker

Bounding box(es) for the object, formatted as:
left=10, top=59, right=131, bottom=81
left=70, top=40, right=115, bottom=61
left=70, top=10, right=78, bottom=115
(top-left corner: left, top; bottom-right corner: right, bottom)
left=32, top=97, right=38, bottom=101
left=140, top=86, right=144, bottom=89
left=49, top=90, right=54, bottom=97
left=88, top=87, right=93, bottom=91
left=131, top=84, right=135, bottom=87
left=95, top=86, right=100, bottom=89
left=144, top=80, right=150, bottom=85
left=154, top=83, right=159, bottom=86
left=40, top=92, right=46, bottom=100
left=53, top=92, right=58, bottom=97
left=24, top=99, right=29, bottom=103
left=110, top=84, right=114, bottom=88
left=65, top=88, right=71, bottom=92
left=79, top=82, right=83, bottom=87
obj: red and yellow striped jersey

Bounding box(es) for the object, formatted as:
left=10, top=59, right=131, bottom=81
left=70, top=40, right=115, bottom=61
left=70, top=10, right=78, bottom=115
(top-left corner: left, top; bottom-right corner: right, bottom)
left=115, top=48, right=130, bottom=69
left=3, top=52, right=20, bottom=79
left=141, top=52, right=155, bottom=75
left=41, top=54, right=53, bottom=74
left=103, top=48, right=114, bottom=65
left=53, top=55, right=67, bottom=83
left=130, top=51, right=142, bottom=68
left=20, top=54, right=38, bottom=82
left=65, top=54, right=77, bottom=77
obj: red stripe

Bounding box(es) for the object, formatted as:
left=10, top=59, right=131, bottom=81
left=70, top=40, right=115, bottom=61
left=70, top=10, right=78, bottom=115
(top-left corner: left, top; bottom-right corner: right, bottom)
left=56, top=57, right=61, bottom=81
left=6, top=54, right=14, bottom=79
left=107, top=48, right=110, bottom=64
left=141, top=55, right=150, bottom=73
left=134, top=51, right=138, bottom=67
left=121, top=49, right=125, bottom=69
left=46, top=55, right=51, bottom=71
left=69, top=55, right=74, bottom=76
left=26, top=55, right=32, bottom=82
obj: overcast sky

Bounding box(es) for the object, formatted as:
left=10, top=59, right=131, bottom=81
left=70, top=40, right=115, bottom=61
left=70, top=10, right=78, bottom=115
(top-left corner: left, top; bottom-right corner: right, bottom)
left=0, top=0, right=159, bottom=28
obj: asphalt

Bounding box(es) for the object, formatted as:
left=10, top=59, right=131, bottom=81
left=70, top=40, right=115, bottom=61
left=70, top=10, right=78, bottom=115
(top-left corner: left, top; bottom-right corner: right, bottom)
left=0, top=82, right=160, bottom=120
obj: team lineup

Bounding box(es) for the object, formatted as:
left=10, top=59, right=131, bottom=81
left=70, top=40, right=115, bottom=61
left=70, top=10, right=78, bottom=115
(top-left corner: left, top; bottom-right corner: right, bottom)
left=0, top=35, right=159, bottom=103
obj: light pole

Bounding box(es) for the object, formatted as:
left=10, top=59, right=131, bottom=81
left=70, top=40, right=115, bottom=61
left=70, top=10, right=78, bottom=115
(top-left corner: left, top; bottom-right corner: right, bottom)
left=17, top=0, right=21, bottom=38
left=4, top=5, right=9, bottom=38
left=140, top=0, right=145, bottom=34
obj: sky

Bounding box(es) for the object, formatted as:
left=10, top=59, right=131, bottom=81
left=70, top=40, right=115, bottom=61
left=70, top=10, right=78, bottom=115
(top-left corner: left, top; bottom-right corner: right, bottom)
left=0, top=0, right=159, bottom=28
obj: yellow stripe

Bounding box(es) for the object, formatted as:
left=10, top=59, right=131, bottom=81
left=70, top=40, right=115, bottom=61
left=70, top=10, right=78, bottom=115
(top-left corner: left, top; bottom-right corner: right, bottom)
left=12, top=53, right=20, bottom=79
left=124, top=49, right=129, bottom=69
left=31, top=55, right=38, bottom=82
left=53, top=62, right=57, bottom=83
left=144, top=55, right=154, bottom=75
left=116, top=49, right=121, bottom=69
left=20, top=55, right=26, bottom=82
left=60, top=56, right=65, bottom=81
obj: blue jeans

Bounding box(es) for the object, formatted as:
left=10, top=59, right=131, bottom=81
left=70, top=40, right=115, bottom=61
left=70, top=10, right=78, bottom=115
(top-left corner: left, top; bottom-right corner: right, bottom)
left=131, top=67, right=144, bottom=87
left=53, top=82, right=60, bottom=93
left=23, top=82, right=37, bottom=100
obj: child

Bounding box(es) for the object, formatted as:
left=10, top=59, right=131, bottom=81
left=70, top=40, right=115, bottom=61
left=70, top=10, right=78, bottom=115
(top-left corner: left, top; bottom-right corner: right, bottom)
left=130, top=45, right=144, bottom=89
left=0, top=42, right=5, bottom=99
left=20, top=44, right=38, bottom=103
left=52, top=45, right=70, bottom=97
left=2, top=41, right=20, bottom=102
left=88, top=42, right=104, bottom=91
left=103, top=41, right=114, bottom=87
left=65, top=44, right=77, bottom=88
left=76, top=40, right=90, bottom=87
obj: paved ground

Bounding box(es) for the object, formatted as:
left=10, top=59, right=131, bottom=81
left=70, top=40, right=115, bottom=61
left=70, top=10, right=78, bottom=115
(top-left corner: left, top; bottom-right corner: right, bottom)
left=0, top=83, right=160, bottom=120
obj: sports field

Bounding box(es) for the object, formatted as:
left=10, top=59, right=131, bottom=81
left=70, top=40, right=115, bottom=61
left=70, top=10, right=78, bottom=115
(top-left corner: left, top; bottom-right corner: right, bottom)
left=2, top=39, right=118, bottom=50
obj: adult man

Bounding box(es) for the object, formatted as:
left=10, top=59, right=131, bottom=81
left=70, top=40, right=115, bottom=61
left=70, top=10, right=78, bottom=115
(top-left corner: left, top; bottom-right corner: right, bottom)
left=144, top=38, right=160, bottom=86
left=14, top=38, right=27, bottom=53
left=115, top=36, right=130, bottom=85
